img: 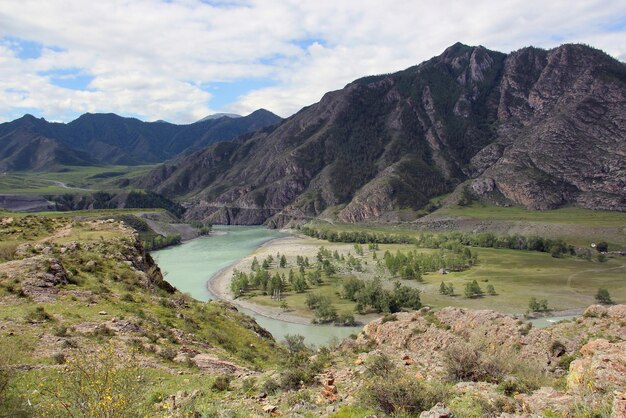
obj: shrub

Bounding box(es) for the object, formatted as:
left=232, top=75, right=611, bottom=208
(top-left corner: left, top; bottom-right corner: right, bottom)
left=262, top=379, right=279, bottom=395
left=358, top=371, right=448, bottom=415
left=365, top=353, right=395, bottom=378
left=52, top=326, right=68, bottom=337
left=51, top=353, right=66, bottom=365
left=595, top=241, right=608, bottom=252
left=381, top=313, right=397, bottom=324
left=211, top=374, right=232, bottom=392
left=595, top=288, right=612, bottom=304
left=334, top=312, right=356, bottom=326
left=35, top=344, right=143, bottom=417
left=158, top=347, right=177, bottom=361
left=528, top=297, right=548, bottom=312
left=241, top=377, right=257, bottom=394
left=0, top=341, right=16, bottom=411
left=26, top=306, right=53, bottom=322
left=443, top=335, right=548, bottom=391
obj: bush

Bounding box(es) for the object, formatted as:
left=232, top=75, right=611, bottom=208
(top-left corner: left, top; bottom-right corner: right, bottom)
left=262, top=379, right=280, bottom=395
left=34, top=344, right=143, bottom=417
left=211, top=374, right=232, bottom=392
left=528, top=297, right=548, bottom=312
left=443, top=335, right=548, bottom=391
left=334, top=312, right=356, bottom=326
left=0, top=341, right=16, bottom=411
left=358, top=371, right=448, bottom=415
left=26, top=306, right=53, bottom=322
left=365, top=353, right=395, bottom=378
left=595, top=288, right=612, bottom=304
left=158, top=347, right=177, bottom=361
left=381, top=313, right=397, bottom=324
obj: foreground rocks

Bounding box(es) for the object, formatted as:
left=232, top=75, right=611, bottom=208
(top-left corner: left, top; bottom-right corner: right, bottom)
left=339, top=304, right=626, bottom=417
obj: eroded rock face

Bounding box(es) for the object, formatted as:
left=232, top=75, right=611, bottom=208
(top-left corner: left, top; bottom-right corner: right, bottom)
left=137, top=43, right=626, bottom=224
left=0, top=256, right=69, bottom=302
left=568, top=339, right=626, bottom=395
left=348, top=305, right=625, bottom=416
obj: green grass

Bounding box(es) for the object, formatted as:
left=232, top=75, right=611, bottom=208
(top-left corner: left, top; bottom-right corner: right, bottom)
left=246, top=234, right=625, bottom=318
left=420, top=247, right=626, bottom=313
left=0, top=164, right=156, bottom=194
left=437, top=204, right=626, bottom=228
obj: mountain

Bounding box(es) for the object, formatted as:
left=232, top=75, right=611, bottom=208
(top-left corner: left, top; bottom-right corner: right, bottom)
left=136, top=43, right=626, bottom=225
left=198, top=113, right=242, bottom=122
left=0, top=109, right=281, bottom=170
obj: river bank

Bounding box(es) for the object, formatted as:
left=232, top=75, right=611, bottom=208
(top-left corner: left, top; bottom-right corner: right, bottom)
left=207, top=235, right=321, bottom=325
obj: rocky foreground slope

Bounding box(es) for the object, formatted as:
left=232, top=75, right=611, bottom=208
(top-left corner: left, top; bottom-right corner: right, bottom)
left=137, top=43, right=626, bottom=226
left=1, top=214, right=624, bottom=416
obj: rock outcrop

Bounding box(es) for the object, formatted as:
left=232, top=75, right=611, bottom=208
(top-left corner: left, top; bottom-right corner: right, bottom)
left=345, top=305, right=625, bottom=416
left=136, top=43, right=626, bottom=225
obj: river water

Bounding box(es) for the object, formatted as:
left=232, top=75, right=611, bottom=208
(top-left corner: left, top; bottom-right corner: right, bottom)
left=151, top=225, right=361, bottom=345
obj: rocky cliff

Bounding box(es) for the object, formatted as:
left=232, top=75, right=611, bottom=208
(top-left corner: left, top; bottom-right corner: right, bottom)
left=137, top=43, right=626, bottom=225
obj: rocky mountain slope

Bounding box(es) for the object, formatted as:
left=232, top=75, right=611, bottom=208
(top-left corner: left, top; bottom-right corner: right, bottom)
left=136, top=43, right=626, bottom=225
left=0, top=109, right=281, bottom=170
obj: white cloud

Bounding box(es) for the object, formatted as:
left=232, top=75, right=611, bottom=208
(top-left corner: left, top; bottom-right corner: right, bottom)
left=0, top=0, right=624, bottom=123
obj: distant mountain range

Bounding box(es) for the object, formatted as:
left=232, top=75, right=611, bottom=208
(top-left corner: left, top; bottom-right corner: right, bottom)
left=0, top=109, right=281, bottom=170
left=198, top=113, right=242, bottom=122
left=135, top=43, right=626, bottom=225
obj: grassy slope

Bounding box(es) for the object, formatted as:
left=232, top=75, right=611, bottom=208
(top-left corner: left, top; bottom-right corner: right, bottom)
left=0, top=164, right=156, bottom=194
left=0, top=213, right=283, bottom=415
left=436, top=204, right=626, bottom=227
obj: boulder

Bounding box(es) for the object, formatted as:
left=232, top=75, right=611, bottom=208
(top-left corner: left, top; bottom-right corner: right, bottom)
left=568, top=339, right=626, bottom=395
left=419, top=402, right=453, bottom=417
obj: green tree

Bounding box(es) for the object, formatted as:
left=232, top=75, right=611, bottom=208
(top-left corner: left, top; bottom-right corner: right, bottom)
left=280, top=254, right=287, bottom=268
left=486, top=284, right=496, bottom=295
left=464, top=280, right=483, bottom=298
left=529, top=297, right=548, bottom=312
left=293, top=275, right=308, bottom=293
left=314, top=297, right=338, bottom=323
left=439, top=281, right=449, bottom=295
left=251, top=257, right=259, bottom=271
left=595, top=288, right=612, bottom=304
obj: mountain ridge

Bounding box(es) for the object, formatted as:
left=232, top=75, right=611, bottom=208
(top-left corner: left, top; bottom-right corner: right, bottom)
left=0, top=109, right=282, bottom=170
left=136, top=43, right=626, bottom=225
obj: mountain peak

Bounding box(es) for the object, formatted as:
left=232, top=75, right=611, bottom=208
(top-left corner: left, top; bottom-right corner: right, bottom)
left=197, top=113, right=242, bottom=122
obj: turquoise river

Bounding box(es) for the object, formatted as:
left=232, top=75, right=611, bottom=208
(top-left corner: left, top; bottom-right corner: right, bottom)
left=151, top=225, right=361, bottom=345
left=151, top=226, right=573, bottom=345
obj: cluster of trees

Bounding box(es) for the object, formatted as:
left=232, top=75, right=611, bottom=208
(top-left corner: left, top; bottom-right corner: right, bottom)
left=439, top=281, right=455, bottom=296
left=125, top=191, right=185, bottom=218
left=464, top=280, right=484, bottom=298
left=341, top=278, right=422, bottom=314
left=143, top=233, right=181, bottom=251
left=299, top=226, right=415, bottom=245
left=528, top=297, right=549, bottom=312
left=383, top=246, right=476, bottom=279
left=230, top=268, right=286, bottom=297
left=595, top=288, right=612, bottom=304
left=416, top=232, right=572, bottom=257
left=189, top=220, right=212, bottom=236
left=300, top=226, right=579, bottom=259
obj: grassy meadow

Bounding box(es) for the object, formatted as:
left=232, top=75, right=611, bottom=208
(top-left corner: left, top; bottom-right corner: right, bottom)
left=0, top=164, right=156, bottom=194
left=238, top=222, right=625, bottom=320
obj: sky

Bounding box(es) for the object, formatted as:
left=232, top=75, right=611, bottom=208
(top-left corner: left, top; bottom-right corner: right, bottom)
left=0, top=0, right=625, bottom=124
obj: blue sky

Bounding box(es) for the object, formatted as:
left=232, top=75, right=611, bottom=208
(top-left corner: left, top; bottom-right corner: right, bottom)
left=0, top=0, right=625, bottom=124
